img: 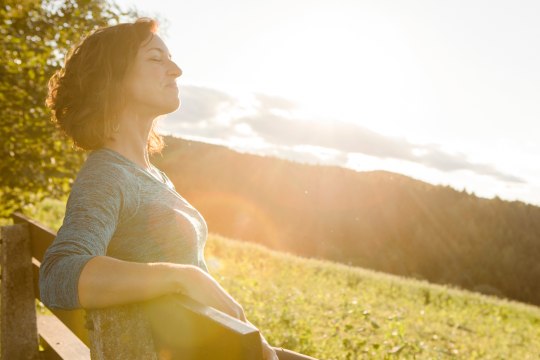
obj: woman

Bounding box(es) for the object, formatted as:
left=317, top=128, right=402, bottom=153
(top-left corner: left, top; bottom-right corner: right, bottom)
left=41, top=18, right=315, bottom=360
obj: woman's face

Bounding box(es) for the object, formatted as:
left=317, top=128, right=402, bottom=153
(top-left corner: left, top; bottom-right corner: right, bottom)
left=123, top=34, right=182, bottom=117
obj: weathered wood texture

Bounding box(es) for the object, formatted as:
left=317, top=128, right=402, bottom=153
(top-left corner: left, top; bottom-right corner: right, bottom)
left=0, top=224, right=40, bottom=360
left=87, top=303, right=157, bottom=360
left=37, top=313, right=90, bottom=360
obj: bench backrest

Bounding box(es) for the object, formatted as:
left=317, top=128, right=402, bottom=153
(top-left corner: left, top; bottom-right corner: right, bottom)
left=1, top=213, right=263, bottom=360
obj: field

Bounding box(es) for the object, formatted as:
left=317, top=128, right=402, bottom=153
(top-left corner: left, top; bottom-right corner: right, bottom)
left=14, top=199, right=540, bottom=359
left=207, top=235, right=540, bottom=359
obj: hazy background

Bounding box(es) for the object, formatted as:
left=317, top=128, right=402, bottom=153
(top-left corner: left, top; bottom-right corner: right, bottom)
left=116, top=0, right=540, bottom=206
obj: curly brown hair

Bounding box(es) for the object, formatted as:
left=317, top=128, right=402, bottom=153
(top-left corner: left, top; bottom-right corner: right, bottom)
left=46, top=18, right=164, bottom=153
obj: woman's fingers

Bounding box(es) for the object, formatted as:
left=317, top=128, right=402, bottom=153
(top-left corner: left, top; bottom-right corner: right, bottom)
left=183, top=266, right=246, bottom=321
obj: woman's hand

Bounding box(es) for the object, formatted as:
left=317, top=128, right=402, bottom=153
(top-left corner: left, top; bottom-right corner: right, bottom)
left=167, top=264, right=247, bottom=321
left=166, top=264, right=278, bottom=358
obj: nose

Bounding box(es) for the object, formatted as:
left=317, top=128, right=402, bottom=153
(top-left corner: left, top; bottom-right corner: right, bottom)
left=168, top=60, right=182, bottom=78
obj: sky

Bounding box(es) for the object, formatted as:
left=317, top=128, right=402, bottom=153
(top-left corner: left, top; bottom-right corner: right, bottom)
left=116, top=0, right=540, bottom=206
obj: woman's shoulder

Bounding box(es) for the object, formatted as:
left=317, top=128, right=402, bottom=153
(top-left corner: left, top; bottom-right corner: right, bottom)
left=74, top=149, right=140, bottom=189
left=67, top=149, right=141, bottom=217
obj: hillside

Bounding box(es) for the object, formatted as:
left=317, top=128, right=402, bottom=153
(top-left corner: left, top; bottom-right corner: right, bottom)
left=153, top=136, right=540, bottom=307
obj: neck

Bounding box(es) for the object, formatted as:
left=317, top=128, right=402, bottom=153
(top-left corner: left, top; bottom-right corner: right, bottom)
left=103, top=112, right=155, bottom=169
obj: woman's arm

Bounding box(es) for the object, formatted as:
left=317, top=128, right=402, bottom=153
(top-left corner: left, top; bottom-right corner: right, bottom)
left=80, top=253, right=277, bottom=359
left=39, top=162, right=130, bottom=310
left=78, top=256, right=246, bottom=321
left=78, top=256, right=178, bottom=308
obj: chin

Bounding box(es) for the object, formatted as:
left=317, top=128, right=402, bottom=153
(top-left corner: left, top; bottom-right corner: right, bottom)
left=170, top=98, right=181, bottom=112
left=161, top=98, right=181, bottom=115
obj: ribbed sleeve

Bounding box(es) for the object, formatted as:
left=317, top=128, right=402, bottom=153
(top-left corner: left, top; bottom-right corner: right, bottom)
left=39, top=163, right=129, bottom=310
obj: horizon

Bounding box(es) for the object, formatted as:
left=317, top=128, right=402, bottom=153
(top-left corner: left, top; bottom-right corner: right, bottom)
left=116, top=0, right=540, bottom=207
left=162, top=133, right=540, bottom=208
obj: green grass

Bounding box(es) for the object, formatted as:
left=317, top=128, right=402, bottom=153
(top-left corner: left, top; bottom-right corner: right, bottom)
left=206, top=235, right=540, bottom=359
left=5, top=199, right=540, bottom=359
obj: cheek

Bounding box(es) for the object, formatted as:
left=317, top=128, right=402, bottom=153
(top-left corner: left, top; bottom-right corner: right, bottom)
left=125, top=65, right=162, bottom=90
left=125, top=74, right=159, bottom=99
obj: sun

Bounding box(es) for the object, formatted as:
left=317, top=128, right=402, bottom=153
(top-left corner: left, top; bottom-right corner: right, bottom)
left=229, top=7, right=422, bottom=139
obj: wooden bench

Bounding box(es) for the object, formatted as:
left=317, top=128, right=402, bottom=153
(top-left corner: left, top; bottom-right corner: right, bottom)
left=1, top=213, right=263, bottom=359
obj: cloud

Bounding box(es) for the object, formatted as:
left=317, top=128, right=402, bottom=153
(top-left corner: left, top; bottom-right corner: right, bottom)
left=244, top=113, right=410, bottom=158
left=238, top=144, right=346, bottom=167
left=254, top=92, right=297, bottom=111
left=161, top=85, right=525, bottom=184
left=415, top=149, right=524, bottom=183
left=176, top=85, right=234, bottom=122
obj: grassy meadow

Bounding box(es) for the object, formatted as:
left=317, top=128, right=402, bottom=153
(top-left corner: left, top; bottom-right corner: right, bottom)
left=207, top=235, right=540, bottom=359
left=10, top=199, right=540, bottom=359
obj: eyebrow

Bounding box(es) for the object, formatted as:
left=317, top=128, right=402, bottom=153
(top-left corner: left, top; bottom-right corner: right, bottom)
left=146, top=47, right=172, bottom=59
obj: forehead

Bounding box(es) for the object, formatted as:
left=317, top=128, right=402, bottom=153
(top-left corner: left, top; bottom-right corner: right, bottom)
left=138, top=34, right=170, bottom=55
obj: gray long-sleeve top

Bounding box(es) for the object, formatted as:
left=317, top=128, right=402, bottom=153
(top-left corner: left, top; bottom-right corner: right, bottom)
left=39, top=148, right=209, bottom=310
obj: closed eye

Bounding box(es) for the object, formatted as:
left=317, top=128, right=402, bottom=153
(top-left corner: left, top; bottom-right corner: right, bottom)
left=146, top=47, right=172, bottom=62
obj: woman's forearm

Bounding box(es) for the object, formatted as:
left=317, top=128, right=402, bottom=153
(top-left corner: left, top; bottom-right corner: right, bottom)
left=78, top=256, right=245, bottom=323
left=78, top=255, right=191, bottom=309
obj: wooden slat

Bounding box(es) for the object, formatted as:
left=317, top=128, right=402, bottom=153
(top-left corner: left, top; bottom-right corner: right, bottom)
left=13, top=212, right=56, bottom=263
left=48, top=309, right=90, bottom=346
left=142, top=294, right=263, bottom=359
left=0, top=224, right=40, bottom=360
left=169, top=294, right=261, bottom=336
left=37, top=313, right=91, bottom=360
